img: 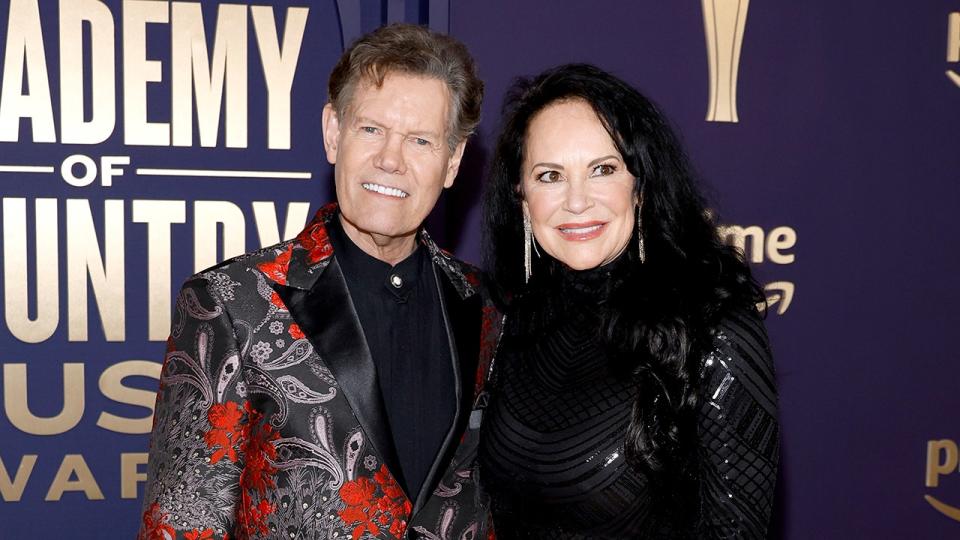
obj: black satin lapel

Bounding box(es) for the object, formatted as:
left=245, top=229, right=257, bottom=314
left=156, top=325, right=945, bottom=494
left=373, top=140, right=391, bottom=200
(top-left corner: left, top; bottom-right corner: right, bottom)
left=274, top=259, right=405, bottom=492
left=413, top=265, right=482, bottom=513
left=444, top=277, right=482, bottom=422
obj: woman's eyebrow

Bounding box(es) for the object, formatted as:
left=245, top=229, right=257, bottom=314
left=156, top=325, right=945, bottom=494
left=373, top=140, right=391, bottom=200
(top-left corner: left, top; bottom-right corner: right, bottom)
left=587, top=155, right=620, bottom=168
left=530, top=161, right=564, bottom=170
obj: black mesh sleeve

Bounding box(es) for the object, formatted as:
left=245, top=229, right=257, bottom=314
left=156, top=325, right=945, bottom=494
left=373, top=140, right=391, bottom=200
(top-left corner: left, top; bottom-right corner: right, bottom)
left=697, top=309, right=780, bottom=539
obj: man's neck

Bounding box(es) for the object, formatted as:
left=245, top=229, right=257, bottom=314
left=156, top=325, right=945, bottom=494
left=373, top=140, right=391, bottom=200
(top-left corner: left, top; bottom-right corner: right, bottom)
left=338, top=215, right=417, bottom=266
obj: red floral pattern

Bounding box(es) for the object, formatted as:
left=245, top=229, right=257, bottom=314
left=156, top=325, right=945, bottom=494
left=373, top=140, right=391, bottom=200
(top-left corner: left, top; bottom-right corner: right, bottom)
left=297, top=220, right=333, bottom=264
left=237, top=403, right=280, bottom=539
left=256, top=245, right=292, bottom=285
left=201, top=401, right=280, bottom=539
left=288, top=323, right=305, bottom=340
left=205, top=401, right=245, bottom=464
left=239, top=403, right=280, bottom=496
left=139, top=502, right=175, bottom=540
left=256, top=246, right=293, bottom=309
left=185, top=529, right=215, bottom=540
left=337, top=465, right=412, bottom=540
left=237, top=498, right=275, bottom=539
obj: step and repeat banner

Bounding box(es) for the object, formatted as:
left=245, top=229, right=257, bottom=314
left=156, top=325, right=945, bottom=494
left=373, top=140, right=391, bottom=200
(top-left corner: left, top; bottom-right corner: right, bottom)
left=0, top=1, right=958, bottom=538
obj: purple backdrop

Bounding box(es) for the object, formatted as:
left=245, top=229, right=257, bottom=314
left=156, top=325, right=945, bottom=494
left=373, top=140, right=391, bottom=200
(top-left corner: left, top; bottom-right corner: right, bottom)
left=1, top=1, right=959, bottom=537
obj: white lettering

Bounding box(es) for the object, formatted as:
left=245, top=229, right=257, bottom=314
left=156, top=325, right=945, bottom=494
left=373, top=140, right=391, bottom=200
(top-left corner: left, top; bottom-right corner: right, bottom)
left=0, top=0, right=55, bottom=142
left=3, top=363, right=85, bottom=435
left=66, top=199, right=125, bottom=341
left=252, top=6, right=309, bottom=149
left=61, top=154, right=98, bottom=187
left=59, top=0, right=116, bottom=144
left=2, top=198, right=59, bottom=343
left=194, top=200, right=246, bottom=272
left=172, top=2, right=248, bottom=148
left=123, top=0, right=170, bottom=146
left=252, top=200, right=310, bottom=246
left=96, top=360, right=162, bottom=434
left=132, top=200, right=186, bottom=340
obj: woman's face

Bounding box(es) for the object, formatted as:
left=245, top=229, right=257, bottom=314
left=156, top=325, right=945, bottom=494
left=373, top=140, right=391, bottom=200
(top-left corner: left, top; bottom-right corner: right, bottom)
left=521, top=99, right=637, bottom=271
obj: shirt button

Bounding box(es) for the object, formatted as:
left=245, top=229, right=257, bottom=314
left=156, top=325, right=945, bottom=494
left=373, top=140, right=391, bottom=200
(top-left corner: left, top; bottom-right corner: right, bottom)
left=390, top=274, right=403, bottom=288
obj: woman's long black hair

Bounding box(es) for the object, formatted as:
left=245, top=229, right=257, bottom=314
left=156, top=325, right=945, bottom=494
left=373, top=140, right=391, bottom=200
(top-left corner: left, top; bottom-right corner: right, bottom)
left=482, top=64, right=763, bottom=527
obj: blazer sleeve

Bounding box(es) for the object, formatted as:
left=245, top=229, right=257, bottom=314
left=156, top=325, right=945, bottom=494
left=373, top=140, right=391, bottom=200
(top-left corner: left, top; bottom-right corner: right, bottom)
left=138, top=274, right=247, bottom=540
left=697, top=309, right=780, bottom=539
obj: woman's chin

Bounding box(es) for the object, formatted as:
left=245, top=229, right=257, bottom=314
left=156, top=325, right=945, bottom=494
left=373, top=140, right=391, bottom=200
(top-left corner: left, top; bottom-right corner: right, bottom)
left=553, top=246, right=628, bottom=271
left=556, top=256, right=605, bottom=272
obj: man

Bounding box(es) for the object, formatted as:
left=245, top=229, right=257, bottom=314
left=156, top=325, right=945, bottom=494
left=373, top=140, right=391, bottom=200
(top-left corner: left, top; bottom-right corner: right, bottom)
left=139, top=24, right=499, bottom=540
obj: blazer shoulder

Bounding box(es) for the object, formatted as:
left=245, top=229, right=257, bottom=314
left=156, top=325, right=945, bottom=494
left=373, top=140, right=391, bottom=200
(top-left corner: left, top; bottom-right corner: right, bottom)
left=193, top=238, right=297, bottom=280
left=427, top=246, right=485, bottom=300
left=178, top=239, right=301, bottom=313
left=438, top=250, right=481, bottom=278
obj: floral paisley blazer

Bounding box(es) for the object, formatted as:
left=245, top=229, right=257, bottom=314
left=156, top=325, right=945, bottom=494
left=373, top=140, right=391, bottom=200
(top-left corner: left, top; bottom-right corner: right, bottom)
left=139, top=204, right=501, bottom=540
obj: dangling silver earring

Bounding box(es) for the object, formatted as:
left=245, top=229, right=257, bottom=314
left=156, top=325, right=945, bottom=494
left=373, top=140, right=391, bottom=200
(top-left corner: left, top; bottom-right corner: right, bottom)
left=524, top=213, right=533, bottom=282
left=637, top=203, right=646, bottom=264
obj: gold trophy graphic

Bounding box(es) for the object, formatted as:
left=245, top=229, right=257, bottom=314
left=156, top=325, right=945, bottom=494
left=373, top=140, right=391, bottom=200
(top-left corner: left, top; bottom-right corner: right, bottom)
left=702, top=0, right=750, bottom=122
left=948, top=12, right=960, bottom=88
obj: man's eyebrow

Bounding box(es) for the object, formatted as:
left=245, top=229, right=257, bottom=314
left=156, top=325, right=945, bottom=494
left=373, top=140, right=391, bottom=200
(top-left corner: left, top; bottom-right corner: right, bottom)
left=352, top=117, right=440, bottom=139
left=353, top=116, right=384, bottom=127
left=407, top=129, right=442, bottom=139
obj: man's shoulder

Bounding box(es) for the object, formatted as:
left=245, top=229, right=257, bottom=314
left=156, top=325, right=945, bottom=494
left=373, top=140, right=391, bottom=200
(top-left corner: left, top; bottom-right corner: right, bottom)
left=183, top=204, right=339, bottom=295
left=190, top=239, right=297, bottom=284
left=424, top=242, right=485, bottom=300
left=433, top=248, right=480, bottom=278
left=174, top=239, right=308, bottom=318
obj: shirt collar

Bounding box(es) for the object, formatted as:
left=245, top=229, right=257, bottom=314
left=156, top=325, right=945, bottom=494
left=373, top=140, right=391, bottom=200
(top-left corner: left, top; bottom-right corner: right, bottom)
left=327, top=215, right=428, bottom=302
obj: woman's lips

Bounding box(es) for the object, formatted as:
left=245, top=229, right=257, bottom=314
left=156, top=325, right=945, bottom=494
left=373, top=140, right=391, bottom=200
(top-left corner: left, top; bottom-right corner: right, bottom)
left=556, top=221, right=607, bottom=241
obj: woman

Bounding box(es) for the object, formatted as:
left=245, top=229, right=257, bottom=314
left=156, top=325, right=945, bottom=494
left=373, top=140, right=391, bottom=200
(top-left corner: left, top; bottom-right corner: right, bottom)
left=478, top=64, right=779, bottom=539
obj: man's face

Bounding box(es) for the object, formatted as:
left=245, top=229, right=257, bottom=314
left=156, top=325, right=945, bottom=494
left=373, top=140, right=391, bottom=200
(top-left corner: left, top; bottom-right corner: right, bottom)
left=322, top=73, right=465, bottom=245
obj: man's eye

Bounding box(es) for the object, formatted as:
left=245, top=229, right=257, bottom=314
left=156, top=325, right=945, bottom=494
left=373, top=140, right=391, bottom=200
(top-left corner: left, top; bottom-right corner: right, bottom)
left=536, top=171, right=562, bottom=183
left=413, top=137, right=431, bottom=146
left=591, top=164, right=616, bottom=177
left=361, top=126, right=379, bottom=134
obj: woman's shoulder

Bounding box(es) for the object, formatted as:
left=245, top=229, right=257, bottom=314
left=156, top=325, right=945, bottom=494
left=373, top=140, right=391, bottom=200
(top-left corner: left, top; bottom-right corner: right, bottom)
left=701, top=307, right=777, bottom=413
left=711, top=308, right=772, bottom=364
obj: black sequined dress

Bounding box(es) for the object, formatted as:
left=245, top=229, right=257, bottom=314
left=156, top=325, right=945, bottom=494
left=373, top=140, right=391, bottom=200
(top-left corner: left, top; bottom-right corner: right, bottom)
left=478, top=260, right=779, bottom=539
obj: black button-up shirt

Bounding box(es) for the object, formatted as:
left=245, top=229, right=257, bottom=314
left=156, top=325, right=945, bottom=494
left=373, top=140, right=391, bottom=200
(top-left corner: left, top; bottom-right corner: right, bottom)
left=327, top=217, right=456, bottom=500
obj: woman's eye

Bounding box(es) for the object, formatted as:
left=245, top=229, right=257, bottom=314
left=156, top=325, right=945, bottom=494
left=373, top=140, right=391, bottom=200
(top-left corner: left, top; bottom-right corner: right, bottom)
left=536, top=170, right=562, bottom=183
left=591, top=163, right=616, bottom=177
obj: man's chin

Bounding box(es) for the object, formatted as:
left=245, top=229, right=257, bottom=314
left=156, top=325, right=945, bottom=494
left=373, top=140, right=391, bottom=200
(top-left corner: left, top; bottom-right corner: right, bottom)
left=341, top=214, right=420, bottom=242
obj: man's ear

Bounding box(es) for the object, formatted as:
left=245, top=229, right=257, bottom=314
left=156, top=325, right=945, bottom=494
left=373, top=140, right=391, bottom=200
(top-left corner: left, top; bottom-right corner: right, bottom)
left=442, top=140, right=467, bottom=188
left=321, top=103, right=341, bottom=165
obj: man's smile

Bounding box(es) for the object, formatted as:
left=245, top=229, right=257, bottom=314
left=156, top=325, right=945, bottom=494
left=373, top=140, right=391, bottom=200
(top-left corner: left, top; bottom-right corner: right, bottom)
left=361, top=182, right=409, bottom=198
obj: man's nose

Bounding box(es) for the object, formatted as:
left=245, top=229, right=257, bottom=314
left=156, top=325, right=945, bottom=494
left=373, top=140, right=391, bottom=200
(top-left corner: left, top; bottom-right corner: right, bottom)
left=374, top=134, right=406, bottom=174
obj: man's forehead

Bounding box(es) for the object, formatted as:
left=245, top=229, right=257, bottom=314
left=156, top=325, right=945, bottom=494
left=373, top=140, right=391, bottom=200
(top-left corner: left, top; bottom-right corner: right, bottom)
left=346, top=73, right=451, bottom=129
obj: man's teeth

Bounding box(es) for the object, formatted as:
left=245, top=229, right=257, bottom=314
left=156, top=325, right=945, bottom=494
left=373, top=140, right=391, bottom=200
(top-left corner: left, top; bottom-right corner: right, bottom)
left=560, top=224, right=603, bottom=233
left=362, top=183, right=409, bottom=198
